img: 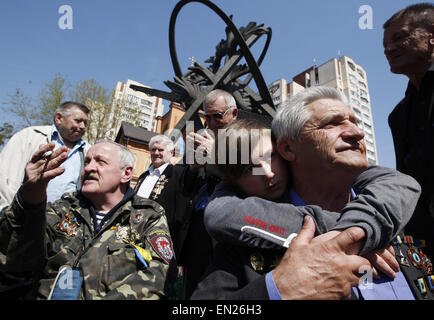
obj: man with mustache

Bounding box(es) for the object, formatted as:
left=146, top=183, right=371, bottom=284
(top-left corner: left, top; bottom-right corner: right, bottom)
left=0, top=141, right=173, bottom=299
left=0, top=101, right=90, bottom=210
left=383, top=3, right=434, bottom=258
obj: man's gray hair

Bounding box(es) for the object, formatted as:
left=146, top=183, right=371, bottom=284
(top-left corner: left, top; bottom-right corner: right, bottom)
left=204, top=89, right=237, bottom=111
left=149, top=134, right=175, bottom=152
left=94, top=140, right=135, bottom=169
left=271, top=86, right=348, bottom=141
left=55, top=101, right=90, bottom=118
left=383, top=3, right=434, bottom=30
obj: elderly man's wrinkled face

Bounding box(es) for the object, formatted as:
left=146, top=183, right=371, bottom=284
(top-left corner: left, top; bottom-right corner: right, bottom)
left=290, top=98, right=368, bottom=175
left=383, top=17, right=433, bottom=77
left=150, top=142, right=173, bottom=169
left=204, top=95, right=238, bottom=136
left=81, top=143, right=126, bottom=196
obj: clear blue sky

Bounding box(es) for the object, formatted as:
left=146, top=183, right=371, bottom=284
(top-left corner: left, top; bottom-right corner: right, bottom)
left=0, top=0, right=424, bottom=168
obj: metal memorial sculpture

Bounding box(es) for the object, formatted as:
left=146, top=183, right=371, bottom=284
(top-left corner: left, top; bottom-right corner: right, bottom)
left=131, top=0, right=276, bottom=141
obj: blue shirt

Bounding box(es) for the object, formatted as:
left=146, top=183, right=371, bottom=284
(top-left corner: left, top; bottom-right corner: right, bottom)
left=46, top=126, right=86, bottom=203
left=266, top=189, right=415, bottom=300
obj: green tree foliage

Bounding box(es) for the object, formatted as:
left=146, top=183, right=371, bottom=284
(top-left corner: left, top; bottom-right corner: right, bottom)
left=38, top=73, right=68, bottom=125
left=1, top=74, right=142, bottom=147
left=2, top=88, right=37, bottom=128
left=0, top=122, right=14, bottom=147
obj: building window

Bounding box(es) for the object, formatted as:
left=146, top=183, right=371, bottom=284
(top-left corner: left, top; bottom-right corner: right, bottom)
left=347, top=61, right=356, bottom=71
left=360, top=96, right=369, bottom=104
left=140, top=99, right=153, bottom=107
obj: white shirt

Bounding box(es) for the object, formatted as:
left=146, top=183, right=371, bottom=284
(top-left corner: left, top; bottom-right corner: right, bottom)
left=136, top=162, right=170, bottom=199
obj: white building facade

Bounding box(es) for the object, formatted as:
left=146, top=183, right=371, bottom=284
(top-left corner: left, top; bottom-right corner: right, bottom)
left=114, top=79, right=165, bottom=132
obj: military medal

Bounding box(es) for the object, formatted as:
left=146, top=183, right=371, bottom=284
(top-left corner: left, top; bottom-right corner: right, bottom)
left=150, top=174, right=168, bottom=200
left=115, top=225, right=140, bottom=243
left=59, top=213, right=79, bottom=237
left=250, top=253, right=265, bottom=271
left=132, top=213, right=144, bottom=224
left=397, top=249, right=411, bottom=267
left=415, top=277, right=427, bottom=295
left=115, top=226, right=130, bottom=241
left=427, top=275, right=434, bottom=292
left=408, top=248, right=423, bottom=268
left=418, top=250, right=433, bottom=275
left=394, top=235, right=402, bottom=245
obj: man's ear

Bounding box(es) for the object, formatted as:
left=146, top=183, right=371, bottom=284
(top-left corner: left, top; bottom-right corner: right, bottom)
left=121, top=166, right=134, bottom=184
left=277, top=139, right=296, bottom=162
left=232, top=107, right=238, bottom=119
left=54, top=112, right=63, bottom=125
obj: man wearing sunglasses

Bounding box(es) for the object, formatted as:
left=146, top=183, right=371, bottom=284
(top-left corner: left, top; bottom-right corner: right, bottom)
left=203, top=89, right=238, bottom=136
left=182, top=89, right=238, bottom=298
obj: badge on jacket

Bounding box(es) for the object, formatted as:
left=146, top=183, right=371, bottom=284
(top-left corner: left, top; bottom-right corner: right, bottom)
left=149, top=230, right=174, bottom=263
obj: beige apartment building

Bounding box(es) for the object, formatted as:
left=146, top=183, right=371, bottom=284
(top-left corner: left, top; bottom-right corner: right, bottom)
left=112, top=79, right=165, bottom=134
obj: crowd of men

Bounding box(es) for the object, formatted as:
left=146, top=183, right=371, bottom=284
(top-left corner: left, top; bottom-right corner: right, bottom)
left=0, top=3, right=432, bottom=300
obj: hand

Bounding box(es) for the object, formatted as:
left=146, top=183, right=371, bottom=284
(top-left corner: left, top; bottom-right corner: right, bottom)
left=312, top=227, right=366, bottom=255
left=273, top=216, right=371, bottom=300
left=21, top=142, right=68, bottom=205
left=187, top=130, right=215, bottom=169
left=363, top=245, right=399, bottom=279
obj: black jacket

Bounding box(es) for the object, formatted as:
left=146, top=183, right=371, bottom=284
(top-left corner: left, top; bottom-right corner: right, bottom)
left=135, top=164, right=200, bottom=259
left=388, top=63, right=434, bottom=257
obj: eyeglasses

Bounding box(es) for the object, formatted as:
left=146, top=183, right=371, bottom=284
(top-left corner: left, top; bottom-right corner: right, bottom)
left=204, top=108, right=233, bottom=120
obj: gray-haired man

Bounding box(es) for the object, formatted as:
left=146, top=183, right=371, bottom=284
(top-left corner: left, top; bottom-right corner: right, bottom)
left=193, top=87, right=428, bottom=299
left=0, top=141, right=173, bottom=299
left=135, top=134, right=199, bottom=261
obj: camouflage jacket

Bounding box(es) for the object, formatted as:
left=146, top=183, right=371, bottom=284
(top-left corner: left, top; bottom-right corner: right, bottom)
left=0, top=189, right=174, bottom=300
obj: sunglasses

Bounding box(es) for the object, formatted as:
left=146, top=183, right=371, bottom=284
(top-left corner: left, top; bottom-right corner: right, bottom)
left=204, top=108, right=233, bottom=120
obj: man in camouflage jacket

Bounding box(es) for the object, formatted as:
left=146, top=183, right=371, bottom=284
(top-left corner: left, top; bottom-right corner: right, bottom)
left=0, top=141, right=174, bottom=299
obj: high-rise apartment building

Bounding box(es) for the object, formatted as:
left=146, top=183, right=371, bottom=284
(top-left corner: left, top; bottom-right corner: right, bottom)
left=268, top=56, right=378, bottom=165
left=113, top=79, right=165, bottom=133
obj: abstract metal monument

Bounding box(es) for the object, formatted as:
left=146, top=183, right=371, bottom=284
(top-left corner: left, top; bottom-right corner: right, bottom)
left=130, top=0, right=276, bottom=141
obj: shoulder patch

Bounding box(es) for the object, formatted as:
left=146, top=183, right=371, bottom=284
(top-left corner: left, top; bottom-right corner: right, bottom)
left=149, top=231, right=174, bottom=263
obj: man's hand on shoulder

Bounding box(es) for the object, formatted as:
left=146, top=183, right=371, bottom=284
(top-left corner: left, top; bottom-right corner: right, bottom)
left=273, top=216, right=372, bottom=300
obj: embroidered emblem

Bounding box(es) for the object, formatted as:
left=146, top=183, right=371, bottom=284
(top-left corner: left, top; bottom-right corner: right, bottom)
left=150, top=233, right=174, bottom=263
